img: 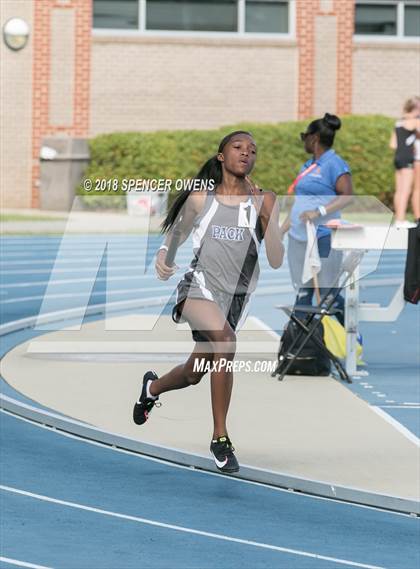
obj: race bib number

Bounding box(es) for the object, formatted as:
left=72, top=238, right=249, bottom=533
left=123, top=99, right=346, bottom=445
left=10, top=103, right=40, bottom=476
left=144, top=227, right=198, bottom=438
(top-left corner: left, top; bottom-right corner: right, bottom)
left=237, top=201, right=257, bottom=228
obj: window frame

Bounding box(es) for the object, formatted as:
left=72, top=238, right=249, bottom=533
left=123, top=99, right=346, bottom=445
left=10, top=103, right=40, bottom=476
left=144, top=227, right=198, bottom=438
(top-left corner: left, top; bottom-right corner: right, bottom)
left=354, top=0, right=420, bottom=42
left=92, top=0, right=296, bottom=39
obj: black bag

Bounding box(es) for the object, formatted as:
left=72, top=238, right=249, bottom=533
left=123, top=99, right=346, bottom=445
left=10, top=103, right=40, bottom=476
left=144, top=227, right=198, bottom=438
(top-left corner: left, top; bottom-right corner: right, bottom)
left=276, top=319, right=331, bottom=376
left=404, top=222, right=420, bottom=304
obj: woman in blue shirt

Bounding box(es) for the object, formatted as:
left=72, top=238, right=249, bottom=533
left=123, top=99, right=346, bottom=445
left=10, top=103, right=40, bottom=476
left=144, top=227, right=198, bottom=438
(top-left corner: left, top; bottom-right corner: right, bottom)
left=280, top=113, right=353, bottom=324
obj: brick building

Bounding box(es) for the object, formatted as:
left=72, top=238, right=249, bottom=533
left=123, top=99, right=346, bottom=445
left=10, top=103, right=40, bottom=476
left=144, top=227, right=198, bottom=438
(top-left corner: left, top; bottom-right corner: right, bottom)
left=1, top=0, right=419, bottom=208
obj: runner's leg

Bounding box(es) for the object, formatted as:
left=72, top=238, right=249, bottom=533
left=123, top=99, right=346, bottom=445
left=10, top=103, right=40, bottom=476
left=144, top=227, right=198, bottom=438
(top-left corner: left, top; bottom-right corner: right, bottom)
left=150, top=298, right=236, bottom=439
left=181, top=298, right=236, bottom=439
left=150, top=341, right=213, bottom=395
left=394, top=168, right=414, bottom=221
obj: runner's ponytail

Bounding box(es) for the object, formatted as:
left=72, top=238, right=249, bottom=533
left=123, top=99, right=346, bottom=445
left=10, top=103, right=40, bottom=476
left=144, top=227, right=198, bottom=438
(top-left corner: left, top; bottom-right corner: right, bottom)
left=160, top=155, right=221, bottom=233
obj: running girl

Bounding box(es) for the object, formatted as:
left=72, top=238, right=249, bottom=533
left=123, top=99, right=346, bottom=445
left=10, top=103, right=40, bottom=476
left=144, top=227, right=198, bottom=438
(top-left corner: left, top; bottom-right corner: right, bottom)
left=133, top=130, right=283, bottom=473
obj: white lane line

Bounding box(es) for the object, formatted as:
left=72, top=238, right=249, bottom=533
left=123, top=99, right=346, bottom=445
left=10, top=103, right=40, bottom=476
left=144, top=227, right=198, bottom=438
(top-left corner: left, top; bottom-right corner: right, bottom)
left=0, top=485, right=388, bottom=569
left=0, top=278, right=296, bottom=305
left=0, top=253, right=192, bottom=269
left=0, top=557, right=52, bottom=569
left=378, top=405, right=420, bottom=409
left=0, top=254, right=194, bottom=269
left=0, top=273, right=164, bottom=289
left=0, top=285, right=176, bottom=305
left=0, top=267, right=290, bottom=288
left=0, top=270, right=292, bottom=291
left=0, top=247, right=401, bottom=262
left=248, top=316, right=281, bottom=339
left=0, top=275, right=402, bottom=294
left=0, top=285, right=293, bottom=308
left=3, top=248, right=405, bottom=267
left=0, top=281, right=292, bottom=305
left=0, top=238, right=145, bottom=243
left=0, top=241, right=404, bottom=253
left=0, top=265, right=176, bottom=275
left=0, top=286, right=296, bottom=305
left=0, top=264, right=287, bottom=277
left=371, top=407, right=420, bottom=447
left=2, top=409, right=411, bottom=519
left=1, top=255, right=402, bottom=270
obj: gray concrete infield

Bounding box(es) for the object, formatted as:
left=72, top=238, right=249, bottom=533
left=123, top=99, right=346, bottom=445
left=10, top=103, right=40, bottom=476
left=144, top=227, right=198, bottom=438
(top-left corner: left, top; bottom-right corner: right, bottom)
left=1, top=315, right=419, bottom=514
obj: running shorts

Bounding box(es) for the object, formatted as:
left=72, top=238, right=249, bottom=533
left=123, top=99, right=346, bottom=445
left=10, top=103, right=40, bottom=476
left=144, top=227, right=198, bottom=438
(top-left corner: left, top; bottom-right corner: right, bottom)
left=394, top=158, right=414, bottom=170
left=172, top=270, right=251, bottom=343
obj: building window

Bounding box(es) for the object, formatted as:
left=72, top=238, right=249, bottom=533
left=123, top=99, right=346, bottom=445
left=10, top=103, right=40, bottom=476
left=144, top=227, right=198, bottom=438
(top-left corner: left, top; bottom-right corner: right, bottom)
left=404, top=4, right=420, bottom=36
left=93, top=0, right=139, bottom=29
left=245, top=1, right=289, bottom=34
left=355, top=3, right=397, bottom=35
left=355, top=1, right=420, bottom=37
left=146, top=1, right=237, bottom=32
left=93, top=0, right=291, bottom=34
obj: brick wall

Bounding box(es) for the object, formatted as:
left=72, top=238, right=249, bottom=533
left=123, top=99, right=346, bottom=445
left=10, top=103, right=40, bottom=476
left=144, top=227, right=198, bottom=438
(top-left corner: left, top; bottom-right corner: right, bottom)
left=297, top=0, right=354, bottom=120
left=31, top=0, right=91, bottom=208
left=335, top=0, right=354, bottom=115
left=313, top=15, right=337, bottom=116
left=296, top=0, right=317, bottom=119
left=2, top=0, right=420, bottom=209
left=90, top=36, right=298, bottom=135
left=50, top=7, right=75, bottom=126
left=353, top=41, right=420, bottom=117
left=0, top=0, right=33, bottom=208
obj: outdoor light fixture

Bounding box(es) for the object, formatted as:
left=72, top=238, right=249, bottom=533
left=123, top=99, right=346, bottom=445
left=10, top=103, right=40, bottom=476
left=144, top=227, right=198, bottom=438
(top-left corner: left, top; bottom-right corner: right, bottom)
left=3, top=18, right=30, bottom=51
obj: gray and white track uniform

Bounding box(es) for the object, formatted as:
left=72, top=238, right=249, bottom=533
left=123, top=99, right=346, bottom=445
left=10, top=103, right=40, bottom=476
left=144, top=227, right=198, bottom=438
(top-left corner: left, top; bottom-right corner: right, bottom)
left=172, top=192, right=264, bottom=342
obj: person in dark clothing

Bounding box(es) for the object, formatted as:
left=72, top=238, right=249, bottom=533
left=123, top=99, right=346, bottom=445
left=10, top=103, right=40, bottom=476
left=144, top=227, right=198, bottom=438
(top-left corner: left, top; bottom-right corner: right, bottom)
left=390, top=98, right=420, bottom=228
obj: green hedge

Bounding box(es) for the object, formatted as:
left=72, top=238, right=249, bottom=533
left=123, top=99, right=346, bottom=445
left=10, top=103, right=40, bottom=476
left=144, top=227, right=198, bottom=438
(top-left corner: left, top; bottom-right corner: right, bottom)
left=78, top=115, right=395, bottom=208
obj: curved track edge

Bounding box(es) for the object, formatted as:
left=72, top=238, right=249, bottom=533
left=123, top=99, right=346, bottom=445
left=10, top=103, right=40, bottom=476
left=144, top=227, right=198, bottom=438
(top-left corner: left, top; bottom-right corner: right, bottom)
left=1, top=394, right=418, bottom=516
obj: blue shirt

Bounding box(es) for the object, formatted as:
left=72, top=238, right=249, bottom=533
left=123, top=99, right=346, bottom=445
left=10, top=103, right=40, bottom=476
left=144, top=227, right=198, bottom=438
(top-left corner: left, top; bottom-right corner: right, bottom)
left=289, top=149, right=351, bottom=242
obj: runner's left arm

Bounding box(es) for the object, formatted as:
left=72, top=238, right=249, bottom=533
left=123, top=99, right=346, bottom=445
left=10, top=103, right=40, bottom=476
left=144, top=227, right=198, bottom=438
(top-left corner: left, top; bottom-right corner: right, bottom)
left=259, top=191, right=284, bottom=269
left=246, top=177, right=284, bottom=269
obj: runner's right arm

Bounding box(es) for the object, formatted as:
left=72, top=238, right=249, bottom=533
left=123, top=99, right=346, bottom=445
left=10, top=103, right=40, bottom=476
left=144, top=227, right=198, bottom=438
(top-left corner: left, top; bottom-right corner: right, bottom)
left=155, top=191, right=207, bottom=280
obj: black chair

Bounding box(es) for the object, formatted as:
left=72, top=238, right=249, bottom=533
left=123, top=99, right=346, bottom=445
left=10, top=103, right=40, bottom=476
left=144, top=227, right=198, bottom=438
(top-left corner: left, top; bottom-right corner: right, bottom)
left=271, top=250, right=365, bottom=383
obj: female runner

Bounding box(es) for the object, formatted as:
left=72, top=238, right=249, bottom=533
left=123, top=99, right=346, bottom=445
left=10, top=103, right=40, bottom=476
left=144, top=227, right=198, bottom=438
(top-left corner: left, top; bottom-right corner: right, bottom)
left=133, top=130, right=283, bottom=473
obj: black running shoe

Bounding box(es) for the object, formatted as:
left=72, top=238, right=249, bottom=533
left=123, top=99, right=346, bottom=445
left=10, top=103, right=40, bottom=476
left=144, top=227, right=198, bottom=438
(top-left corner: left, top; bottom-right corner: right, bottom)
left=210, top=435, right=239, bottom=473
left=133, top=371, right=160, bottom=425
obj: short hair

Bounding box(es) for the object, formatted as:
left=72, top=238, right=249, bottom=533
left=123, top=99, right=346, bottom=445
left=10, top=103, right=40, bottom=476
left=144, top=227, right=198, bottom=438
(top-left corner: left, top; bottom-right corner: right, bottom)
left=403, top=97, right=419, bottom=114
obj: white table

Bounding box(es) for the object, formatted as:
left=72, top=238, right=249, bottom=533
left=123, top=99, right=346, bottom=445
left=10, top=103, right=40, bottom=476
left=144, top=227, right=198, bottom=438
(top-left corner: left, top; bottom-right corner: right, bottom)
left=331, top=225, right=408, bottom=376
